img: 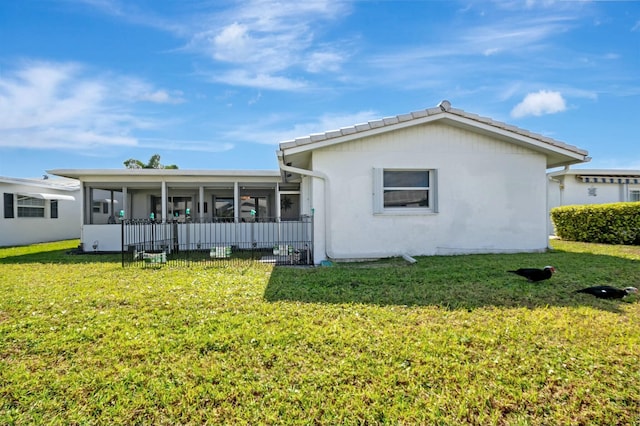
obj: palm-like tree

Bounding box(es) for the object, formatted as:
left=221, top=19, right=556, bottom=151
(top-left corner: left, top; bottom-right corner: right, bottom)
left=123, top=154, right=178, bottom=169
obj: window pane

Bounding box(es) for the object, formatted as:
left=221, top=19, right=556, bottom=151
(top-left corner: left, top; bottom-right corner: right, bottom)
left=384, top=190, right=429, bottom=208
left=51, top=200, right=59, bottom=219
left=384, top=170, right=428, bottom=188
left=280, top=194, right=300, bottom=220
left=631, top=190, right=640, bottom=202
left=18, top=207, right=45, bottom=217
left=215, top=197, right=234, bottom=219
left=170, top=197, right=192, bottom=219
left=4, top=193, right=14, bottom=218
left=91, top=189, right=123, bottom=224
left=17, top=196, right=45, bottom=207
left=240, top=196, right=268, bottom=221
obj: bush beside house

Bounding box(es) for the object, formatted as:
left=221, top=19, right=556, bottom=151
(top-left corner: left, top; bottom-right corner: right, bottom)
left=551, top=202, right=640, bottom=245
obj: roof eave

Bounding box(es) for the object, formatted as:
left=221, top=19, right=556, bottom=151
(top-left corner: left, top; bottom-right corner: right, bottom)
left=278, top=111, right=589, bottom=164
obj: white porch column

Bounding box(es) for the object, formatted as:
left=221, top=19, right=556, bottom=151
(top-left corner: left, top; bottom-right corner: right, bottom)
left=161, top=181, right=167, bottom=222
left=122, top=186, right=128, bottom=219
left=275, top=183, right=281, bottom=221
left=87, top=186, right=93, bottom=224
left=234, top=181, right=239, bottom=222
left=199, top=186, right=205, bottom=222
left=80, top=183, right=86, bottom=225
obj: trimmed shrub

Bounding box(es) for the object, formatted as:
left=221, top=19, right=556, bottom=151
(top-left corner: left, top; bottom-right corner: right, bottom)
left=550, top=202, right=640, bottom=245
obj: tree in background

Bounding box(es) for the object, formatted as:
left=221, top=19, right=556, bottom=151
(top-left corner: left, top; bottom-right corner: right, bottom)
left=123, top=154, right=178, bottom=169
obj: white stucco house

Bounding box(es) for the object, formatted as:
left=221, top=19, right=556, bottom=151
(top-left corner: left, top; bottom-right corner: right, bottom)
left=0, top=176, right=81, bottom=247
left=547, top=168, right=640, bottom=235
left=548, top=168, right=640, bottom=207
left=50, top=101, right=589, bottom=263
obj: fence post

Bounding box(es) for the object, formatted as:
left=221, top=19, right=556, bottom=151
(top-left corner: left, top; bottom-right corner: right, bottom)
left=121, top=218, right=125, bottom=267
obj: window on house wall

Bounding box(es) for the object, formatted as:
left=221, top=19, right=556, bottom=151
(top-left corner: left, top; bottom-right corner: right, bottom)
left=17, top=195, right=45, bottom=218
left=197, top=202, right=208, bottom=214
left=630, top=189, right=640, bottom=202
left=373, top=168, right=437, bottom=214
left=240, top=196, right=268, bottom=221
left=152, top=196, right=193, bottom=221
left=4, top=193, right=14, bottom=218
left=214, top=197, right=234, bottom=221
left=171, top=196, right=192, bottom=220
left=51, top=200, right=59, bottom=219
left=90, top=189, right=123, bottom=224
left=280, top=193, right=300, bottom=221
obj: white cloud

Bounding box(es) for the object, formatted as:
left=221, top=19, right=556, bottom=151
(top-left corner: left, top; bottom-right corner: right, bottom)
left=223, top=110, right=380, bottom=145
left=213, top=23, right=252, bottom=62
left=185, top=0, right=351, bottom=90
left=306, top=51, right=344, bottom=73
left=138, top=89, right=185, bottom=104
left=138, top=139, right=234, bottom=153
left=0, top=61, right=183, bottom=150
left=510, top=90, right=567, bottom=118
left=210, top=70, right=308, bottom=91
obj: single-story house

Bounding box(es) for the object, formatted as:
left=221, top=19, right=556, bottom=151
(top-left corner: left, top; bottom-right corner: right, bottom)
left=548, top=168, right=640, bottom=206
left=50, top=101, right=589, bottom=263
left=547, top=168, right=640, bottom=234
left=0, top=176, right=81, bottom=247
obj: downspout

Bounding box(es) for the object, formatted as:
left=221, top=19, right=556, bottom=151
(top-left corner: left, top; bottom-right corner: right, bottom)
left=277, top=152, right=334, bottom=261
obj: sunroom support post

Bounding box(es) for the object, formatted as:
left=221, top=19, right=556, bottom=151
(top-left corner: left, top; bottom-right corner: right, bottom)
left=87, top=187, right=93, bottom=224
left=275, top=183, right=281, bottom=222
left=233, top=182, right=239, bottom=223
left=161, top=181, right=167, bottom=222
left=80, top=184, right=87, bottom=225
left=199, top=186, right=205, bottom=222
left=122, top=186, right=128, bottom=219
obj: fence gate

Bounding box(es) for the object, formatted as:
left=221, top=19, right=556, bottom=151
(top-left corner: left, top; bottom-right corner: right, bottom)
left=121, top=216, right=313, bottom=267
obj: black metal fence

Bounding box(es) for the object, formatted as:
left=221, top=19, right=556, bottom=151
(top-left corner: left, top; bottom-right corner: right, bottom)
left=121, top=215, right=313, bottom=267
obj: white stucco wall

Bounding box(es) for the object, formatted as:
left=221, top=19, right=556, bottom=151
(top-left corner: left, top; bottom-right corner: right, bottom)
left=553, top=176, right=638, bottom=206
left=310, top=122, right=549, bottom=261
left=0, top=182, right=81, bottom=247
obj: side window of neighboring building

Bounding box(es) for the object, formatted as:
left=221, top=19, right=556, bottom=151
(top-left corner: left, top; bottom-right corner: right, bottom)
left=17, top=195, right=45, bottom=218
left=4, top=193, right=14, bottom=218
left=630, top=189, right=640, bottom=202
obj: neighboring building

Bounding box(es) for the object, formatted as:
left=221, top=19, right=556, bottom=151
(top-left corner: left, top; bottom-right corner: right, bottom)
left=547, top=168, right=640, bottom=234
left=548, top=168, right=640, bottom=206
left=50, top=101, right=590, bottom=263
left=0, top=176, right=81, bottom=247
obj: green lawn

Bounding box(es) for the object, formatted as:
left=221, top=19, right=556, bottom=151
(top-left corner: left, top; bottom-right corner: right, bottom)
left=1, top=239, right=639, bottom=425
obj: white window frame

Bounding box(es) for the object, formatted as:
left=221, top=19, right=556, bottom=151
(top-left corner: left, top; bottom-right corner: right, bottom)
left=373, top=168, right=437, bottom=214
left=630, top=189, right=640, bottom=202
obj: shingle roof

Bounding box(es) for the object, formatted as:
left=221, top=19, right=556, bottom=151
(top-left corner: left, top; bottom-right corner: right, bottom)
left=279, top=100, right=588, bottom=158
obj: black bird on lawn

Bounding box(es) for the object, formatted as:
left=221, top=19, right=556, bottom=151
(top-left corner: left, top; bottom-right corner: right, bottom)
left=575, top=285, right=638, bottom=299
left=507, top=266, right=556, bottom=282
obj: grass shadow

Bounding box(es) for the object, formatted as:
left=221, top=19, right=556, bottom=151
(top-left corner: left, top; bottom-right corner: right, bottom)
left=0, top=240, right=121, bottom=265
left=265, top=249, right=640, bottom=312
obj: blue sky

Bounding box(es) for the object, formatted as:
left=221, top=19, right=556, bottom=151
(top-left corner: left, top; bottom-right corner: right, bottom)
left=1, top=0, right=638, bottom=178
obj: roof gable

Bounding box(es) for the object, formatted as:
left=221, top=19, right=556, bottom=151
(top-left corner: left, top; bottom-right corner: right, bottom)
left=278, top=101, right=589, bottom=169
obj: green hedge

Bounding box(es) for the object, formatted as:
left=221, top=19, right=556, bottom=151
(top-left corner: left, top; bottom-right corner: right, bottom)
left=550, top=202, right=640, bottom=245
